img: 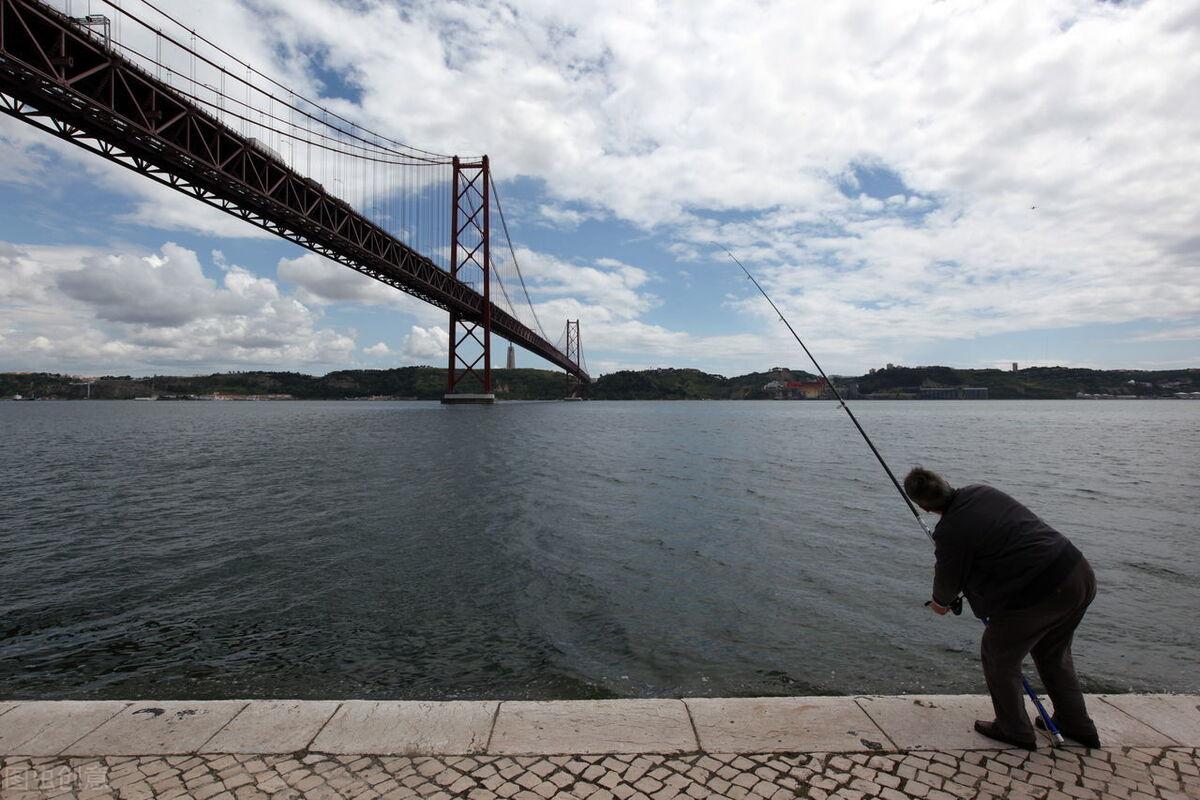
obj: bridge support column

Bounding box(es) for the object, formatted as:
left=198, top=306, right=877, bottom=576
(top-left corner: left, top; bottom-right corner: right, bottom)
left=564, top=319, right=584, bottom=400
left=444, top=155, right=494, bottom=405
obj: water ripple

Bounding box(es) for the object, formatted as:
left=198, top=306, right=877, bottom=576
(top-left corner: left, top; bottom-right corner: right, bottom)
left=1, top=399, right=1197, bottom=699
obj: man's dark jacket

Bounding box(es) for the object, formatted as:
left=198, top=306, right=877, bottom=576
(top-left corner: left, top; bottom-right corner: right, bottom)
left=932, top=484, right=1082, bottom=619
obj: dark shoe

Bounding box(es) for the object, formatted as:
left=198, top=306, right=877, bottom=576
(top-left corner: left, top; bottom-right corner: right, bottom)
left=1035, top=714, right=1102, bottom=748
left=974, top=719, right=1037, bottom=750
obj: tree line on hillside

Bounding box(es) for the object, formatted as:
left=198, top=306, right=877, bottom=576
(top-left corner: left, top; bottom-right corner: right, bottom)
left=2, top=364, right=1196, bottom=401
left=855, top=365, right=1199, bottom=399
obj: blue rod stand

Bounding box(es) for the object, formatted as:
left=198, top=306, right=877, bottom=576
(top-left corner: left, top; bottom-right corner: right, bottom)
left=1022, top=676, right=1066, bottom=746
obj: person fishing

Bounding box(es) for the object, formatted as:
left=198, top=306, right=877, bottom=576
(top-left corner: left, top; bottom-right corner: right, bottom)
left=718, top=243, right=1083, bottom=749
left=904, top=467, right=1101, bottom=750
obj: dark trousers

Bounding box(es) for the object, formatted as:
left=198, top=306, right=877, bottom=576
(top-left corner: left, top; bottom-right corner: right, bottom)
left=980, top=558, right=1098, bottom=742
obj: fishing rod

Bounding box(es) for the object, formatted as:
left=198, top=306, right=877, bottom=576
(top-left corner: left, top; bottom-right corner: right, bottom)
left=717, top=243, right=1066, bottom=747
left=714, top=244, right=932, bottom=541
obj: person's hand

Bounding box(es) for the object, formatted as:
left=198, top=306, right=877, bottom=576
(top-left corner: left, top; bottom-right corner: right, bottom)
left=924, top=599, right=951, bottom=616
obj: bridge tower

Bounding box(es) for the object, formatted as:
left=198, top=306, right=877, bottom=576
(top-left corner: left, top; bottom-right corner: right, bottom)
left=443, top=156, right=494, bottom=404
left=565, top=319, right=584, bottom=399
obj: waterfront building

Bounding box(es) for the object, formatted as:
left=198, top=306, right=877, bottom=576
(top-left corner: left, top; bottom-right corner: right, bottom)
left=763, top=378, right=832, bottom=399
left=788, top=380, right=830, bottom=399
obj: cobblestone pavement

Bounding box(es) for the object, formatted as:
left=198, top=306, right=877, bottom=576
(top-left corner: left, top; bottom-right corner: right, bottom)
left=3, top=746, right=1198, bottom=800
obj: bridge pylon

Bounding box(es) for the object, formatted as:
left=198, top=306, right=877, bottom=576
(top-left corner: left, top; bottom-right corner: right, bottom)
left=443, top=155, right=494, bottom=405
left=564, top=319, right=585, bottom=400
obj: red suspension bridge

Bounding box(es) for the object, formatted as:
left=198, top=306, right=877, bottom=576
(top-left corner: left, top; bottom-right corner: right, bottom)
left=0, top=0, right=590, bottom=401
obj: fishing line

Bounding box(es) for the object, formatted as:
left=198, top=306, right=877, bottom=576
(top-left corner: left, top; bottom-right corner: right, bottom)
left=716, top=243, right=1066, bottom=747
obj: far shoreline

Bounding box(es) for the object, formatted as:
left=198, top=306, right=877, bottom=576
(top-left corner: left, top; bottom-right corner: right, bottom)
left=4, top=364, right=1198, bottom=402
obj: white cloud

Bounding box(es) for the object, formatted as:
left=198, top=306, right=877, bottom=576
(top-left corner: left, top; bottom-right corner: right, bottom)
left=278, top=252, right=398, bottom=306
left=398, top=325, right=447, bottom=363
left=119, top=186, right=277, bottom=240
left=56, top=244, right=225, bottom=326
left=509, top=248, right=657, bottom=320
left=0, top=123, right=53, bottom=185
left=1131, top=326, right=1200, bottom=343
left=0, top=241, right=356, bottom=373
left=276, top=253, right=447, bottom=324
left=537, top=205, right=585, bottom=228
left=363, top=341, right=390, bottom=356
left=536, top=203, right=604, bottom=229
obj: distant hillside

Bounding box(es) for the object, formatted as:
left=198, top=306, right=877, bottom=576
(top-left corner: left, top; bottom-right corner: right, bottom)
left=2, top=364, right=1197, bottom=401
left=856, top=365, right=1200, bottom=399
left=588, top=367, right=818, bottom=400
left=0, top=367, right=563, bottom=401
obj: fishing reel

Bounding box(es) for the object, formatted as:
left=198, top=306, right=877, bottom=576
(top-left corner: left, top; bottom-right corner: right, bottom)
left=924, top=596, right=964, bottom=615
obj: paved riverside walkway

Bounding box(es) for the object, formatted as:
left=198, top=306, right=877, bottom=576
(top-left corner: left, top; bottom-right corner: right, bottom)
left=0, top=694, right=1197, bottom=799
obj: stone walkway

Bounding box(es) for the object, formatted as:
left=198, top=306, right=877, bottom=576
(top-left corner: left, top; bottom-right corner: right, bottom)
left=0, top=695, right=1197, bottom=799
left=4, top=745, right=1200, bottom=800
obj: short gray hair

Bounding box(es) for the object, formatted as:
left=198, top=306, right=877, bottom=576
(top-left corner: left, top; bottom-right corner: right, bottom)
left=904, top=467, right=954, bottom=511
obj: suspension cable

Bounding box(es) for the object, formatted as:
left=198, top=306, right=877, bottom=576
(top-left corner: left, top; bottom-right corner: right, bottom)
left=490, top=175, right=551, bottom=344
left=94, top=0, right=457, bottom=163
left=96, top=38, right=445, bottom=165
left=126, top=0, right=451, bottom=159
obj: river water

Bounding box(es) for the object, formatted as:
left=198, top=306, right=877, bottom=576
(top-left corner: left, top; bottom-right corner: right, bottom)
left=1, top=399, right=1196, bottom=700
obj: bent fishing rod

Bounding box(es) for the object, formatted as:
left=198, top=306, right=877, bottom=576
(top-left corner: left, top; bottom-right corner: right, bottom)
left=716, top=243, right=1066, bottom=747
left=714, top=244, right=932, bottom=541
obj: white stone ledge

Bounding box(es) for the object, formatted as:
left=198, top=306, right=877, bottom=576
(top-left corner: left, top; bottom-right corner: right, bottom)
left=0, top=694, right=1195, bottom=757
left=685, top=696, right=890, bottom=753
left=309, top=700, right=498, bottom=755
left=490, top=699, right=696, bottom=755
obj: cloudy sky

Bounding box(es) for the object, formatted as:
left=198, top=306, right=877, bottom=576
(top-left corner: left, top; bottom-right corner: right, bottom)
left=1, top=0, right=1198, bottom=378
